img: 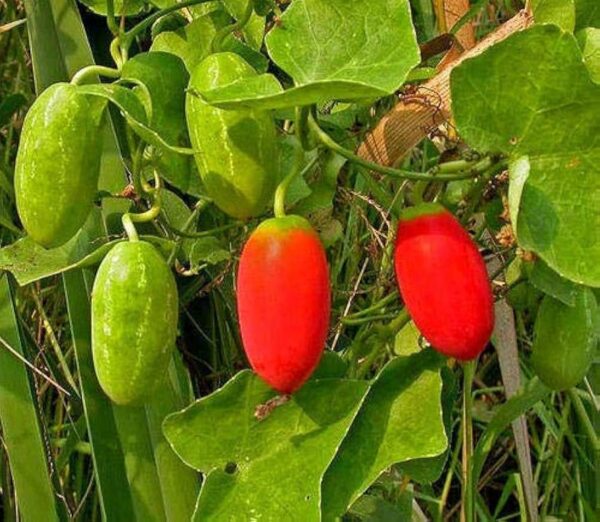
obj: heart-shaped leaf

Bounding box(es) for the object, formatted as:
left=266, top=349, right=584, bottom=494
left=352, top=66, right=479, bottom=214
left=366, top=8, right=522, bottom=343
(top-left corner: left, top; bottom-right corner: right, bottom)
left=199, top=0, right=419, bottom=109
left=452, top=25, right=600, bottom=286
left=164, top=371, right=369, bottom=521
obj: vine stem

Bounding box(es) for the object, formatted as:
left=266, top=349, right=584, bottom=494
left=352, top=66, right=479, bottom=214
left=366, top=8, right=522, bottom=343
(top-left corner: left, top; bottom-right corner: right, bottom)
left=274, top=108, right=318, bottom=218
left=122, top=173, right=163, bottom=242
left=70, top=65, right=121, bottom=85
left=106, top=0, right=119, bottom=36
left=122, top=214, right=140, bottom=241
left=212, top=0, right=255, bottom=53
left=307, top=114, right=491, bottom=181
left=462, top=359, right=476, bottom=522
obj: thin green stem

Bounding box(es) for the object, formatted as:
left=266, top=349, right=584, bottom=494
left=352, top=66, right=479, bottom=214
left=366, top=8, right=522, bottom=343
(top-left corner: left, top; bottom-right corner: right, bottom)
left=341, top=313, right=399, bottom=326
left=462, top=359, right=477, bottom=522
left=273, top=147, right=318, bottom=218
left=122, top=173, right=163, bottom=241
left=106, top=0, right=119, bottom=36
left=70, top=65, right=121, bottom=85
left=296, top=106, right=313, bottom=150
left=121, top=0, right=214, bottom=50
left=343, top=291, right=399, bottom=320
left=122, top=213, right=139, bottom=241
left=165, top=221, right=242, bottom=239
left=212, top=0, right=255, bottom=53
left=308, top=114, right=492, bottom=181
left=110, top=37, right=125, bottom=69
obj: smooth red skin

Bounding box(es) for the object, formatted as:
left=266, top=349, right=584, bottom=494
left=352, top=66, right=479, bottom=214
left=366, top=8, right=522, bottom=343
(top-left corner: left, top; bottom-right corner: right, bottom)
left=394, top=205, right=494, bottom=360
left=237, top=216, right=331, bottom=393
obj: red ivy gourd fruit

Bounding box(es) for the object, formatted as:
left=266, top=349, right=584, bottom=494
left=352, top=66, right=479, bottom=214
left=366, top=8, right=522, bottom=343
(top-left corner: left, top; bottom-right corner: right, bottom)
left=15, top=83, right=104, bottom=248
left=394, top=203, right=494, bottom=360
left=237, top=216, right=330, bottom=393
left=92, top=240, right=178, bottom=405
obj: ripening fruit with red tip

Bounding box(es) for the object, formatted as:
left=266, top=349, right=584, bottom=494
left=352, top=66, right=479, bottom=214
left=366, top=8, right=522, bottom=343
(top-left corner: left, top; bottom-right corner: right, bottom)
left=236, top=215, right=331, bottom=393
left=394, top=203, right=494, bottom=360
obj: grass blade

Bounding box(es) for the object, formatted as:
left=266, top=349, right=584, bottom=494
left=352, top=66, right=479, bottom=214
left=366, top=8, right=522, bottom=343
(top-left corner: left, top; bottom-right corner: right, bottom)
left=0, top=274, right=63, bottom=521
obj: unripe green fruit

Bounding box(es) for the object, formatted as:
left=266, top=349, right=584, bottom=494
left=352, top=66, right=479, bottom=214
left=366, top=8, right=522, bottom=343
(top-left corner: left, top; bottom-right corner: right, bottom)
left=531, top=288, right=597, bottom=391
left=186, top=52, right=278, bottom=219
left=92, top=241, right=178, bottom=405
left=15, top=83, right=104, bottom=248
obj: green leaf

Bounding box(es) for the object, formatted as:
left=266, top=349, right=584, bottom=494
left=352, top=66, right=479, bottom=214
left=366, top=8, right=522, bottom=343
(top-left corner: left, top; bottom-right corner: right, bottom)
left=575, top=0, right=600, bottom=30
left=151, top=10, right=268, bottom=73
left=202, top=0, right=420, bottom=109
left=78, top=0, right=145, bottom=15
left=163, top=371, right=369, bottom=520
left=0, top=275, right=64, bottom=521
left=577, top=28, right=600, bottom=83
left=321, top=350, right=447, bottom=520
left=393, top=320, right=420, bottom=356
left=267, top=0, right=419, bottom=97
left=529, top=259, right=579, bottom=306
left=121, top=52, right=193, bottom=192
left=452, top=25, right=600, bottom=286
left=77, top=83, right=195, bottom=156
left=532, top=0, right=576, bottom=32
left=396, top=366, right=457, bottom=484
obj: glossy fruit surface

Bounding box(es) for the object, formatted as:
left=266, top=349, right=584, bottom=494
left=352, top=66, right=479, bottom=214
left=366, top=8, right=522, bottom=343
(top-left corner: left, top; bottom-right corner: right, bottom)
left=15, top=83, right=104, bottom=248
left=186, top=52, right=278, bottom=219
left=394, top=203, right=494, bottom=360
left=236, top=215, right=330, bottom=393
left=92, top=241, right=178, bottom=405
left=531, top=288, right=597, bottom=391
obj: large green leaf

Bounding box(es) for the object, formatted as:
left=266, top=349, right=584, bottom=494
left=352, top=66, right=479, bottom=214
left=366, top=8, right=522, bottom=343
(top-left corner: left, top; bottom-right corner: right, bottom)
left=200, top=0, right=420, bottom=109
left=164, top=371, right=369, bottom=520
left=321, top=350, right=447, bottom=520
left=452, top=25, right=600, bottom=286
left=578, top=27, right=600, bottom=83
left=0, top=275, right=64, bottom=522
left=532, top=0, right=576, bottom=32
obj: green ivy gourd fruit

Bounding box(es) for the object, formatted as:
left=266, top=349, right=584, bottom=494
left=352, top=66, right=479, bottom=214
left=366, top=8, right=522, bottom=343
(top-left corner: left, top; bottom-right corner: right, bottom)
left=92, top=240, right=178, bottom=405
left=186, top=52, right=278, bottom=219
left=531, top=288, right=597, bottom=391
left=15, top=83, right=105, bottom=248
